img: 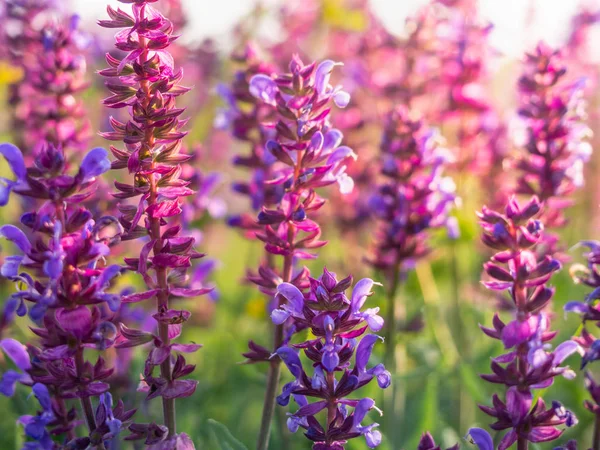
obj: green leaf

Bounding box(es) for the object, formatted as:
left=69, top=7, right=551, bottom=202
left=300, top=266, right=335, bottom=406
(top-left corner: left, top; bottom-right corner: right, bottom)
left=459, top=363, right=486, bottom=404
left=207, top=419, right=248, bottom=450
left=405, top=372, right=438, bottom=447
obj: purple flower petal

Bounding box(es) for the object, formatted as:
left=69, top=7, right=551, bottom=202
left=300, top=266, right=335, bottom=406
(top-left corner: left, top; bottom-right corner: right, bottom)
left=553, top=340, right=578, bottom=365
left=249, top=74, right=278, bottom=105
left=0, top=143, right=26, bottom=180
left=0, top=225, right=31, bottom=254
left=498, top=430, right=517, bottom=450
left=351, top=278, right=376, bottom=312
left=355, top=334, right=382, bottom=372
left=353, top=398, right=375, bottom=426
left=0, top=338, right=31, bottom=371
left=501, top=316, right=538, bottom=349
left=466, top=428, right=494, bottom=450
left=276, top=283, right=304, bottom=315
left=365, top=428, right=382, bottom=448
left=564, top=301, right=589, bottom=314
left=323, top=129, right=343, bottom=151
left=80, top=147, right=111, bottom=179
left=162, top=379, right=198, bottom=400
left=528, top=426, right=562, bottom=442
left=276, top=346, right=303, bottom=379
left=1, top=255, right=23, bottom=279
left=506, top=387, right=532, bottom=423
left=293, top=400, right=327, bottom=417
left=315, top=60, right=341, bottom=95
left=322, top=346, right=339, bottom=372
left=0, top=370, right=26, bottom=397
left=363, top=308, right=384, bottom=331
left=271, top=308, right=290, bottom=325
left=333, top=90, right=350, bottom=108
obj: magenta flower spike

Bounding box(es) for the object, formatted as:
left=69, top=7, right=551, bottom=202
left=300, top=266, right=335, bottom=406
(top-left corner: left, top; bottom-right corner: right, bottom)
left=563, top=240, right=600, bottom=448
left=368, top=106, right=456, bottom=366
left=3, top=8, right=92, bottom=157
left=478, top=196, right=578, bottom=449
left=217, top=44, right=281, bottom=235
left=2, top=0, right=54, bottom=150
left=274, top=269, right=390, bottom=450
left=25, top=15, right=92, bottom=154
left=239, top=55, right=355, bottom=450
left=99, top=0, right=212, bottom=443
left=513, top=43, right=591, bottom=258
left=0, top=142, right=135, bottom=449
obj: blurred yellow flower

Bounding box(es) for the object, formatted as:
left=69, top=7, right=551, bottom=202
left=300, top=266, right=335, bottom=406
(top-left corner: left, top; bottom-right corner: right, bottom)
left=246, top=297, right=267, bottom=319
left=322, top=0, right=367, bottom=32
left=0, top=62, right=23, bottom=85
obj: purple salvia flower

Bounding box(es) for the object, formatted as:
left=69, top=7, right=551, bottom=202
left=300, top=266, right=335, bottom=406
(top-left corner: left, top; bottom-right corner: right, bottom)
left=513, top=43, right=592, bottom=258
left=0, top=139, right=134, bottom=445
left=1, top=0, right=55, bottom=150
left=242, top=55, right=356, bottom=450
left=478, top=196, right=578, bottom=449
left=368, top=106, right=456, bottom=275
left=99, top=0, right=212, bottom=444
left=417, top=431, right=459, bottom=450
left=219, top=44, right=283, bottom=236
left=4, top=10, right=92, bottom=157
left=367, top=106, right=456, bottom=395
left=564, top=239, right=600, bottom=446
left=0, top=338, right=32, bottom=396
left=18, top=383, right=56, bottom=449
left=466, top=428, right=494, bottom=450
left=275, top=269, right=390, bottom=450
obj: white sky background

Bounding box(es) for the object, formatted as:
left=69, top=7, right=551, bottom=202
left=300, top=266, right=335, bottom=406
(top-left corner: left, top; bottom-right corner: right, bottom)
left=72, top=0, right=600, bottom=59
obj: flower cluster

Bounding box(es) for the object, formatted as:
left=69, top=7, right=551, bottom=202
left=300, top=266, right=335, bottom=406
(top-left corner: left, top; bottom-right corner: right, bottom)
left=4, top=8, right=91, bottom=156
left=242, top=56, right=355, bottom=315
left=417, top=432, right=459, bottom=450
left=368, top=106, right=456, bottom=276
left=565, top=241, right=600, bottom=430
left=477, top=196, right=578, bottom=449
left=217, top=44, right=281, bottom=234
left=21, top=15, right=91, bottom=154
left=435, top=2, right=510, bottom=183
left=99, top=0, right=212, bottom=444
left=1, top=0, right=54, bottom=149
left=513, top=43, right=591, bottom=256
left=274, top=269, right=390, bottom=450
left=0, top=141, right=130, bottom=448
left=241, top=55, right=357, bottom=450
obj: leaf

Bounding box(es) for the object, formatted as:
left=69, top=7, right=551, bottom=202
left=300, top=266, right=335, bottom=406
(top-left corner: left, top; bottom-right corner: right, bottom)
left=207, top=419, right=248, bottom=450
left=459, top=363, right=486, bottom=404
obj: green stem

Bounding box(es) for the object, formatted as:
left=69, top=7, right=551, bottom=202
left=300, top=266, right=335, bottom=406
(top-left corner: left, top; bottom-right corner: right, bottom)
left=138, top=30, right=177, bottom=437
left=384, top=263, right=401, bottom=371
left=75, top=348, right=106, bottom=450
left=517, top=437, right=528, bottom=450
left=449, top=241, right=471, bottom=432
left=594, top=414, right=600, bottom=450
left=383, top=262, right=402, bottom=445
left=256, top=242, right=294, bottom=450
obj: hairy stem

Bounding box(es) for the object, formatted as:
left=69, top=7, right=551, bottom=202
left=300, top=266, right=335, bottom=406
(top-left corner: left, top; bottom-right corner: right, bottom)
left=56, top=397, right=75, bottom=441
left=594, top=414, right=600, bottom=450
left=256, top=235, right=294, bottom=450
left=326, top=371, right=337, bottom=432
left=517, top=437, right=528, bottom=450
left=384, top=261, right=402, bottom=369
left=449, top=241, right=471, bottom=432
left=384, top=261, right=402, bottom=445
left=75, top=348, right=106, bottom=450
left=138, top=31, right=176, bottom=436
